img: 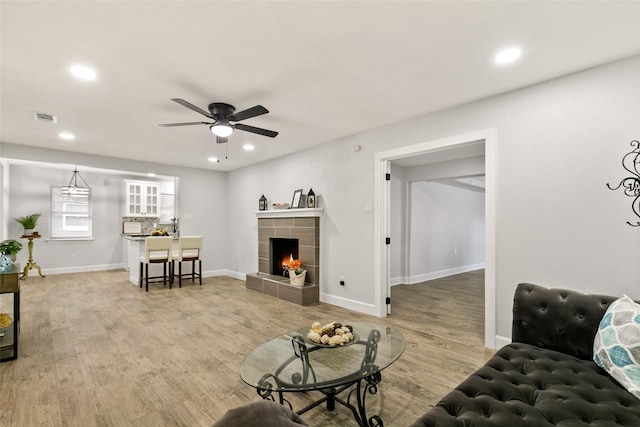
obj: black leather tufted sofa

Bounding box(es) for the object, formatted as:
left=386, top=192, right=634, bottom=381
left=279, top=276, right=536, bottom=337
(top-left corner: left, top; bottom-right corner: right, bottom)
left=410, top=283, right=640, bottom=427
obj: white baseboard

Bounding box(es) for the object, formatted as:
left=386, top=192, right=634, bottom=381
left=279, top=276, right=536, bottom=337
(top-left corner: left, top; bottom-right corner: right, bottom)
left=224, top=270, right=246, bottom=281
left=41, top=263, right=126, bottom=276
left=406, top=263, right=485, bottom=285
left=495, top=335, right=511, bottom=349
left=390, top=276, right=408, bottom=286
left=320, top=293, right=380, bottom=317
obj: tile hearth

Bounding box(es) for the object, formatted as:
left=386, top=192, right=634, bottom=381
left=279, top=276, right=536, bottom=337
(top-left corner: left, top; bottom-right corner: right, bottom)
left=246, top=211, right=321, bottom=305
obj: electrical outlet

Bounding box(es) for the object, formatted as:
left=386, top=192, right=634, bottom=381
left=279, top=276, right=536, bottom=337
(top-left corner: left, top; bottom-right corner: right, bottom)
left=71, top=253, right=77, bottom=260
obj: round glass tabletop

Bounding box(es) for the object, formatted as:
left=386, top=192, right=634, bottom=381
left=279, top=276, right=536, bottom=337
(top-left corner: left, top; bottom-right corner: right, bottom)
left=240, top=322, right=405, bottom=393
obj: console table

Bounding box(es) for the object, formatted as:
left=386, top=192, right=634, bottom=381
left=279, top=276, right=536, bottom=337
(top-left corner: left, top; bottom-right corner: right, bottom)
left=0, top=263, right=20, bottom=362
left=21, top=234, right=45, bottom=279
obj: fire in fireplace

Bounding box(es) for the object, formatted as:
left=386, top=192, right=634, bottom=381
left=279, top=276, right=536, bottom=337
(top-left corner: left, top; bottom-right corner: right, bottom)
left=270, top=238, right=299, bottom=276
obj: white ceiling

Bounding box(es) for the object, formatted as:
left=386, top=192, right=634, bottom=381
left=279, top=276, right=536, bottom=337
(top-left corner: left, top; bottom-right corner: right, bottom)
left=1, top=1, right=639, bottom=172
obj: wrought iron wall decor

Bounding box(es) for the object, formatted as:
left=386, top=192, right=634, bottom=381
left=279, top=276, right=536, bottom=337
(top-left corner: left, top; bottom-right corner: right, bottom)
left=607, top=140, right=640, bottom=226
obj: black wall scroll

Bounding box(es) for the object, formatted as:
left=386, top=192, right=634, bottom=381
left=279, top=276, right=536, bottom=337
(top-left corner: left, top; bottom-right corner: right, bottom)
left=607, top=140, right=640, bottom=226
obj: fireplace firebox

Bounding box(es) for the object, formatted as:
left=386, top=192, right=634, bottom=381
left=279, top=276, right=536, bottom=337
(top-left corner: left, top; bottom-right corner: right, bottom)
left=270, top=238, right=299, bottom=276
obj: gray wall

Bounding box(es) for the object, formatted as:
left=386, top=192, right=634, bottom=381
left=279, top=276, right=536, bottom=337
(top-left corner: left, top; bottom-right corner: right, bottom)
left=1, top=55, right=638, bottom=345
left=8, top=165, right=123, bottom=271
left=0, top=146, right=229, bottom=275
left=389, top=159, right=485, bottom=286
left=227, top=55, right=640, bottom=342
left=408, top=181, right=485, bottom=281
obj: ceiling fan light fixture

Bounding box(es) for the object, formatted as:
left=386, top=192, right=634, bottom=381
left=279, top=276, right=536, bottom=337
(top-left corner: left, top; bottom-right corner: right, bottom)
left=210, top=122, right=233, bottom=137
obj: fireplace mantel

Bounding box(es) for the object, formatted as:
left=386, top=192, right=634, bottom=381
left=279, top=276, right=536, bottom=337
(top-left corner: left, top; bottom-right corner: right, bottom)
left=255, top=208, right=323, bottom=218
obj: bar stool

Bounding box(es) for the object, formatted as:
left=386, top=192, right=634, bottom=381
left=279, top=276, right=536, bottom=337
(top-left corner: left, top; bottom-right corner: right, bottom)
left=172, top=236, right=203, bottom=287
left=139, top=236, right=173, bottom=292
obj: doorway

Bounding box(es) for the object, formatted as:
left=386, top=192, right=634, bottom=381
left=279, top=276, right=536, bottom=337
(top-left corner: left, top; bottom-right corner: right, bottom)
left=374, top=128, right=497, bottom=348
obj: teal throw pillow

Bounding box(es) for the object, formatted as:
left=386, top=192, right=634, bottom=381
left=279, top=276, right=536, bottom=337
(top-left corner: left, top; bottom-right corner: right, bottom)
left=593, top=295, right=640, bottom=399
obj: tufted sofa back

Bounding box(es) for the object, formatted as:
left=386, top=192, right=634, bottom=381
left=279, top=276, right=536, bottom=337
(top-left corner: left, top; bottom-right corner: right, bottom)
left=512, top=283, right=618, bottom=361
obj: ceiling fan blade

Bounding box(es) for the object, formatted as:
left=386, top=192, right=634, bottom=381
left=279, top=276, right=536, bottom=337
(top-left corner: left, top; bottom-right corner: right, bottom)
left=159, top=122, right=211, bottom=127
left=216, top=136, right=228, bottom=144
left=229, top=105, right=269, bottom=122
left=235, top=123, right=278, bottom=138
left=171, top=98, right=214, bottom=119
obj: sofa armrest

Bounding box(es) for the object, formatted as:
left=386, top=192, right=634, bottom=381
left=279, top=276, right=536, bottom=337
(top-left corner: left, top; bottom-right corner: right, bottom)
left=512, top=283, right=616, bottom=360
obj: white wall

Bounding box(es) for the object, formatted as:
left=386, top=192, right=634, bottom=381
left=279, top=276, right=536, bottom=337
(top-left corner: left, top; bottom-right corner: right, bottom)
left=389, top=163, right=405, bottom=282
left=404, top=156, right=485, bottom=183
left=408, top=182, right=485, bottom=282
left=228, top=55, right=640, bottom=340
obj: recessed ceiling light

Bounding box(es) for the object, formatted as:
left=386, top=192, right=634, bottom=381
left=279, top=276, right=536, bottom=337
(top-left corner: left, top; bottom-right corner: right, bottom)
left=59, top=132, right=75, bottom=140
left=494, top=47, right=522, bottom=65
left=208, top=157, right=219, bottom=163
left=70, top=65, right=97, bottom=80
left=147, top=173, right=156, bottom=177
left=243, top=144, right=255, bottom=151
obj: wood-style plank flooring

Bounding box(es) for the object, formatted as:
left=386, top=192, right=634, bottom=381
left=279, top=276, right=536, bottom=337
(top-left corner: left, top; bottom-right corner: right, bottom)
left=0, top=269, right=493, bottom=426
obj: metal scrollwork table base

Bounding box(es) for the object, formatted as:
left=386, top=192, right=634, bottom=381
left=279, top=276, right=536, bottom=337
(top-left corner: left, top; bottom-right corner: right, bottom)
left=240, top=322, right=405, bottom=427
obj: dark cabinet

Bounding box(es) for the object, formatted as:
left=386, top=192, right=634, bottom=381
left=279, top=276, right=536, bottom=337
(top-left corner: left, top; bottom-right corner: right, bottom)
left=0, top=264, right=20, bottom=362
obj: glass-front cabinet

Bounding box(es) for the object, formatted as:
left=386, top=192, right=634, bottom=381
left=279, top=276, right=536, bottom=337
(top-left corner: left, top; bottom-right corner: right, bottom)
left=124, top=180, right=159, bottom=216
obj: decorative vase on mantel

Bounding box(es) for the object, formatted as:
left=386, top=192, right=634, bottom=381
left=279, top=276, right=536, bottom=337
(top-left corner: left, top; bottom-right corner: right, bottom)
left=289, top=269, right=307, bottom=287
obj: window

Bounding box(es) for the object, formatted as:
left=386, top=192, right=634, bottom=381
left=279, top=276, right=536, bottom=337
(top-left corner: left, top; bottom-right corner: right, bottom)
left=50, top=186, right=92, bottom=239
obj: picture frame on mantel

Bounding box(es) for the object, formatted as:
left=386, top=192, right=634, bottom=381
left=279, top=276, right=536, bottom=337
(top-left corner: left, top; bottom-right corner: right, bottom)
left=291, top=189, right=304, bottom=208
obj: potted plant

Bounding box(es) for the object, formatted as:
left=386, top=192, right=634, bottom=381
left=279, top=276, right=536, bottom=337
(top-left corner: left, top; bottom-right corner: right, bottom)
left=287, top=259, right=306, bottom=286
left=16, top=213, right=41, bottom=236
left=0, top=239, right=22, bottom=261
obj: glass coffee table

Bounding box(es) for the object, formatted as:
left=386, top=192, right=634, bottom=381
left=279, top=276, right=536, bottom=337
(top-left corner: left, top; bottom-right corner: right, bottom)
left=240, top=322, right=405, bottom=426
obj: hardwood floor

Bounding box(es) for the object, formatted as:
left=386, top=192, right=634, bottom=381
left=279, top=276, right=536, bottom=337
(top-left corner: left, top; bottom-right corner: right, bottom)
left=0, top=269, right=493, bottom=426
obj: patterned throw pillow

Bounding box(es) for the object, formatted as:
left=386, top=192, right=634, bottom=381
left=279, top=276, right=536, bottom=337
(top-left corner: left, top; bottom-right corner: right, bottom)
left=593, top=295, right=640, bottom=399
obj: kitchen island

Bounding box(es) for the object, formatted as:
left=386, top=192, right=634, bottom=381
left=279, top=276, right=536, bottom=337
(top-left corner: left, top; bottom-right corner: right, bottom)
left=123, top=235, right=178, bottom=285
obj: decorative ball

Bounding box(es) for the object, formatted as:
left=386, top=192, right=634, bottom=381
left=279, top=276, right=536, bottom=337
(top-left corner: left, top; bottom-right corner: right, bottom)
left=0, top=255, right=13, bottom=272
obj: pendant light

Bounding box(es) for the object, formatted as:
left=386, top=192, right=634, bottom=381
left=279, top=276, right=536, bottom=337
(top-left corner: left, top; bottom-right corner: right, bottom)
left=62, top=167, right=90, bottom=197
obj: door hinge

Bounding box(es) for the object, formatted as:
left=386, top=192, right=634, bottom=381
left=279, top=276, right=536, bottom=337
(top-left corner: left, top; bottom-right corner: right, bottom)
left=385, top=237, right=391, bottom=245
left=386, top=297, right=391, bottom=304
left=385, top=173, right=391, bottom=181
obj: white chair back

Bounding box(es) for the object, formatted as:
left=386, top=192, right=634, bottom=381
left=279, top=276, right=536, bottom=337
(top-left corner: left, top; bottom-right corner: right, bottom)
left=143, top=236, right=173, bottom=262
left=175, top=236, right=202, bottom=261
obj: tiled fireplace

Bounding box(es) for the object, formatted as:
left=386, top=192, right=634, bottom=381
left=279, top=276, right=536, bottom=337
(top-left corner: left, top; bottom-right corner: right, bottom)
left=246, top=209, right=322, bottom=305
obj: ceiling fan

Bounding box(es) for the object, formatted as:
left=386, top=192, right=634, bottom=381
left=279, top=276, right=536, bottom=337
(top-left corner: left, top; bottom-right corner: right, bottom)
left=159, top=98, right=278, bottom=144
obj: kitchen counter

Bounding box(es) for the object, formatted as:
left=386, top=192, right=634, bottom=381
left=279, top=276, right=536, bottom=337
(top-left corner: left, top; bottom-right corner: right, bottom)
left=123, top=234, right=178, bottom=240
left=123, top=235, right=179, bottom=285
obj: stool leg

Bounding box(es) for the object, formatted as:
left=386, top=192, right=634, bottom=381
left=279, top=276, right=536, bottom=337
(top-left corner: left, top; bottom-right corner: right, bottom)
left=139, top=262, right=143, bottom=288
left=191, top=260, right=195, bottom=283
left=145, top=263, right=149, bottom=292
left=179, top=262, right=182, bottom=288
left=170, top=260, right=174, bottom=286
left=198, top=259, right=202, bottom=286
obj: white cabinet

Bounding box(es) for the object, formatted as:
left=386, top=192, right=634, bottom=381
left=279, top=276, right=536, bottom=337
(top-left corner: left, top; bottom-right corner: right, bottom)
left=124, top=180, right=160, bottom=216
